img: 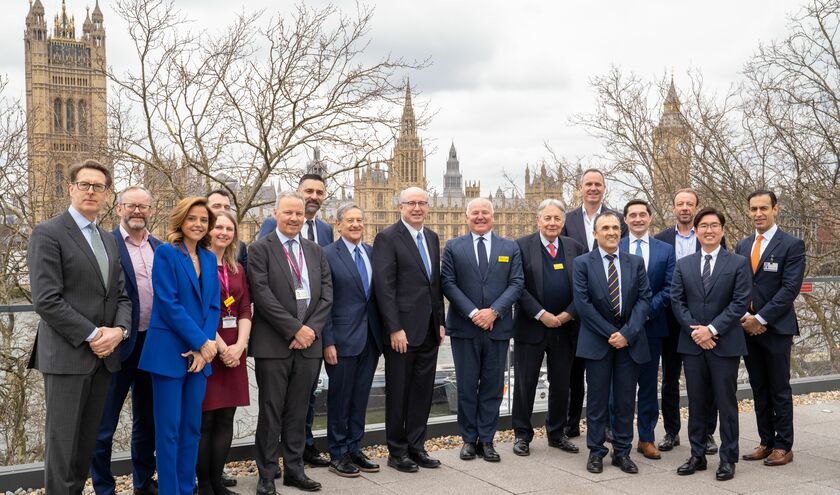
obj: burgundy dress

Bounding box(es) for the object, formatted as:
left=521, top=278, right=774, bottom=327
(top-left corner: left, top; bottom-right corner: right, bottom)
left=202, top=262, right=251, bottom=411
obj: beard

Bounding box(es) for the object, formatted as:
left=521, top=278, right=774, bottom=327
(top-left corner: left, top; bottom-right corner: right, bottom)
left=125, top=217, right=148, bottom=230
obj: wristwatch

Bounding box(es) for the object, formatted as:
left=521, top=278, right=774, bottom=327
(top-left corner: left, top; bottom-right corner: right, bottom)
left=120, top=327, right=129, bottom=341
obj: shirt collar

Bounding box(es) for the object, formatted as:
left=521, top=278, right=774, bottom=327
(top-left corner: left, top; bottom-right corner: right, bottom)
left=700, top=245, right=722, bottom=259
left=582, top=204, right=603, bottom=222
left=756, top=223, right=778, bottom=243
left=675, top=225, right=696, bottom=239
left=68, top=205, right=95, bottom=231
left=119, top=224, right=149, bottom=245
left=539, top=233, right=558, bottom=248
left=275, top=229, right=301, bottom=246
left=401, top=219, right=424, bottom=238
left=629, top=233, right=649, bottom=244
left=472, top=231, right=491, bottom=242
left=341, top=235, right=363, bottom=254
left=598, top=246, right=620, bottom=259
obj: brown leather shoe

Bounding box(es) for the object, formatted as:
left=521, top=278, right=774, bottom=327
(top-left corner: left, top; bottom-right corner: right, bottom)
left=763, top=449, right=793, bottom=466
left=636, top=441, right=661, bottom=459
left=742, top=445, right=772, bottom=461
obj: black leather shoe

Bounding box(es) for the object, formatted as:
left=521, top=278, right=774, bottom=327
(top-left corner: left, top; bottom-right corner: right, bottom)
left=134, top=480, right=159, bottom=495
left=548, top=436, right=579, bottom=453
left=387, top=455, right=419, bottom=473
left=605, top=426, right=614, bottom=444
left=512, top=438, right=530, bottom=456
left=460, top=442, right=477, bottom=460
left=256, top=478, right=276, bottom=495
left=283, top=474, right=322, bottom=492
left=479, top=442, right=500, bottom=462
left=705, top=434, right=719, bottom=455
left=329, top=454, right=361, bottom=478
left=677, top=456, right=707, bottom=475
left=409, top=450, right=441, bottom=469
left=220, top=471, right=237, bottom=487
left=565, top=425, right=581, bottom=438
left=303, top=445, right=331, bottom=468
left=658, top=433, right=680, bottom=452
left=586, top=454, right=603, bottom=473
left=611, top=455, right=638, bottom=474
left=349, top=451, right=380, bottom=472
left=716, top=462, right=735, bottom=481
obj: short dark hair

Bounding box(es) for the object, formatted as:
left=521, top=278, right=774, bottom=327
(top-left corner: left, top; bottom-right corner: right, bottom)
left=593, top=210, right=621, bottom=230
left=623, top=199, right=651, bottom=216
left=747, top=189, right=777, bottom=207
left=693, top=207, right=725, bottom=229
left=68, top=159, right=113, bottom=188
left=207, top=188, right=231, bottom=199
left=298, top=174, right=325, bottom=186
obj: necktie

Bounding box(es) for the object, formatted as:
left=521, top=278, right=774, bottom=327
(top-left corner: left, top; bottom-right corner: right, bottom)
left=702, top=254, right=713, bottom=293
left=354, top=246, right=370, bottom=297
left=477, top=236, right=488, bottom=277
left=89, top=223, right=109, bottom=288
left=635, top=239, right=646, bottom=270
left=751, top=234, right=763, bottom=273
left=306, top=220, right=315, bottom=242
left=547, top=242, right=557, bottom=258
left=416, top=232, right=432, bottom=278
left=286, top=240, right=307, bottom=319
left=606, top=254, right=620, bottom=321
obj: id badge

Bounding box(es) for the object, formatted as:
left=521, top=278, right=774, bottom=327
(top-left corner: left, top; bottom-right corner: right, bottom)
left=295, top=287, right=310, bottom=300
left=763, top=262, right=779, bottom=272
left=222, top=316, right=237, bottom=329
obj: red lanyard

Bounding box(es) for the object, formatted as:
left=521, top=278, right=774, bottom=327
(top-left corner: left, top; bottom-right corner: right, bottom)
left=220, top=264, right=231, bottom=300
left=280, top=240, right=304, bottom=285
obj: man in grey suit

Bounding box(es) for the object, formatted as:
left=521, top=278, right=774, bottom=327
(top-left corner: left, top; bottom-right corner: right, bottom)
left=248, top=191, right=333, bottom=494
left=28, top=159, right=132, bottom=494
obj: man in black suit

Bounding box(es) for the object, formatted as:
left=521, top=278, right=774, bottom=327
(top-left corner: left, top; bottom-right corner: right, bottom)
left=372, top=186, right=445, bottom=473
left=737, top=190, right=805, bottom=467
left=28, top=160, right=132, bottom=494
left=560, top=168, right=626, bottom=438
left=671, top=207, right=751, bottom=481
left=511, top=199, right=585, bottom=457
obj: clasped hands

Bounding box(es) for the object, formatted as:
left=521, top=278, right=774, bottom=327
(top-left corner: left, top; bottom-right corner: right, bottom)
left=740, top=315, right=767, bottom=336
left=181, top=339, right=218, bottom=373
left=216, top=338, right=246, bottom=368
left=690, top=325, right=717, bottom=350
left=538, top=311, right=572, bottom=329
left=471, top=308, right=497, bottom=331
left=289, top=325, right=316, bottom=350
left=608, top=331, right=628, bottom=349
left=89, top=327, right=124, bottom=359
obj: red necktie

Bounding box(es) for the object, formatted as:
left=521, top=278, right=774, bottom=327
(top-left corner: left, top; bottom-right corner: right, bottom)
left=548, top=243, right=557, bottom=258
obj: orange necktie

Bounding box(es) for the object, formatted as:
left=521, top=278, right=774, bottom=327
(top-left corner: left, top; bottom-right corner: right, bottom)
left=751, top=234, right=763, bottom=273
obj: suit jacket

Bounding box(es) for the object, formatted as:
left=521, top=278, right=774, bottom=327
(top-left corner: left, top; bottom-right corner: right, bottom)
left=112, top=227, right=163, bottom=361
left=573, top=249, right=652, bottom=364
left=323, top=239, right=383, bottom=356
left=654, top=226, right=728, bottom=251
left=237, top=240, right=248, bottom=273
left=670, top=249, right=751, bottom=357
left=735, top=228, right=805, bottom=336
left=372, top=221, right=444, bottom=346
left=514, top=233, right=586, bottom=344
left=561, top=206, right=627, bottom=252
left=619, top=236, right=675, bottom=339
left=28, top=210, right=132, bottom=374
left=138, top=244, right=221, bottom=378
left=441, top=233, right=524, bottom=341
left=257, top=217, right=334, bottom=247
left=248, top=232, right=333, bottom=359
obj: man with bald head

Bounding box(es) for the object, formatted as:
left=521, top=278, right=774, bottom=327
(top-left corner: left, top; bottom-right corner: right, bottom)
left=372, top=187, right=445, bottom=472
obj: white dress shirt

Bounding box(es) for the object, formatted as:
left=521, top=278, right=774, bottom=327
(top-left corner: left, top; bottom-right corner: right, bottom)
left=341, top=236, right=372, bottom=288
left=401, top=219, right=432, bottom=272
left=675, top=226, right=697, bottom=260
left=628, top=233, right=650, bottom=270
left=582, top=205, right=603, bottom=251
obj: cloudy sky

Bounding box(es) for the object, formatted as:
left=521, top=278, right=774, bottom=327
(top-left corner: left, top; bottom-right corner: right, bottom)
left=2, top=0, right=803, bottom=197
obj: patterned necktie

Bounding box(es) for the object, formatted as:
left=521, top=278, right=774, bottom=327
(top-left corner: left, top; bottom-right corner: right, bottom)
left=547, top=242, right=557, bottom=258
left=477, top=236, right=488, bottom=277
left=354, top=246, right=370, bottom=297
left=606, top=254, right=620, bottom=321
left=751, top=234, right=763, bottom=273
left=306, top=220, right=315, bottom=242
left=89, top=223, right=109, bottom=289
left=286, top=240, right=307, bottom=319
left=702, top=254, right=713, bottom=292
left=416, top=232, right=432, bottom=278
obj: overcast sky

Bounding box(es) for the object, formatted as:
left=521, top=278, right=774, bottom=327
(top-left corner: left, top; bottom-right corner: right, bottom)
left=2, top=0, right=803, bottom=197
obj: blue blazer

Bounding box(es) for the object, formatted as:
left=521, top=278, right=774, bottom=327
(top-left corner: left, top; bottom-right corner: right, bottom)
left=573, top=249, right=651, bottom=364
left=670, top=249, right=751, bottom=357
left=619, top=236, right=675, bottom=339
left=735, top=228, right=805, bottom=336
left=112, top=228, right=163, bottom=361
left=138, top=244, right=221, bottom=378
left=561, top=206, right=627, bottom=252
left=258, top=216, right=334, bottom=247
left=323, top=240, right=383, bottom=357
left=441, top=233, right=524, bottom=341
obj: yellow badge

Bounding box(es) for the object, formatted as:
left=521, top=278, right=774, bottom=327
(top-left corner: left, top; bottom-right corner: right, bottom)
left=553, top=263, right=564, bottom=270
left=498, top=256, right=510, bottom=263
left=223, top=296, right=235, bottom=308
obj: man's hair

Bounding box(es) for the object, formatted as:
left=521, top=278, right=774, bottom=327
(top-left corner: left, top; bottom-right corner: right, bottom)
left=336, top=202, right=363, bottom=221
left=693, top=207, right=725, bottom=229
left=578, top=168, right=605, bottom=187
left=747, top=189, right=778, bottom=207
left=466, top=197, right=494, bottom=214
left=593, top=210, right=620, bottom=230
left=68, top=159, right=113, bottom=188
left=117, top=185, right=152, bottom=204
left=623, top=199, right=651, bottom=216
left=298, top=174, right=326, bottom=186
left=536, top=199, right=564, bottom=218
left=207, top=188, right=231, bottom=200
left=275, top=190, right=306, bottom=208
left=673, top=188, right=699, bottom=206
left=166, top=196, right=215, bottom=247
left=398, top=186, right=429, bottom=203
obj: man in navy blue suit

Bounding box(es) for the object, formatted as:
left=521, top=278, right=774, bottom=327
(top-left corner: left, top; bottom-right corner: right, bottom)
left=322, top=203, right=383, bottom=477
left=671, top=207, right=751, bottom=481
left=574, top=211, right=651, bottom=475
left=737, top=190, right=805, bottom=467
left=92, top=186, right=161, bottom=495
left=441, top=198, right=524, bottom=463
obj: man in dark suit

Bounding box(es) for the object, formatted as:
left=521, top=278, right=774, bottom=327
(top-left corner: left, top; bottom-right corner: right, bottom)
left=511, top=199, right=586, bottom=457
left=441, top=198, right=524, bottom=463
left=248, top=191, right=333, bottom=494
left=560, top=168, right=627, bottom=438
left=617, top=200, right=674, bottom=460
left=91, top=186, right=161, bottom=495
left=655, top=189, right=721, bottom=454
left=322, top=203, right=383, bottom=477
left=574, top=211, right=651, bottom=475
left=207, top=189, right=248, bottom=272
left=372, top=186, right=445, bottom=473
left=28, top=159, right=132, bottom=494
left=671, top=207, right=751, bottom=481
left=737, top=190, right=805, bottom=467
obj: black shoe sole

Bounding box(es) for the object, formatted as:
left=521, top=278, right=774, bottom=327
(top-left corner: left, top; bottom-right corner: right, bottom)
left=387, top=460, right=419, bottom=473
left=329, top=466, right=360, bottom=478
left=352, top=464, right=380, bottom=473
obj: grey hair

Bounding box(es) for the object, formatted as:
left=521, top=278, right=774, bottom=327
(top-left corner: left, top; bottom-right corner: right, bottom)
left=536, top=199, right=565, bottom=218
left=117, top=185, right=152, bottom=204
left=275, top=190, right=305, bottom=208
left=336, top=202, right=363, bottom=221
left=399, top=186, right=429, bottom=203
left=466, top=197, right=493, bottom=214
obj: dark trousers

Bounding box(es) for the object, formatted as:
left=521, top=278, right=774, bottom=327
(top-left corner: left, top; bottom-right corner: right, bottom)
left=567, top=328, right=585, bottom=429
left=254, top=353, right=320, bottom=480
left=512, top=330, right=574, bottom=442
left=661, top=325, right=718, bottom=438
left=91, top=331, right=156, bottom=495
left=683, top=352, right=740, bottom=463
left=636, top=337, right=662, bottom=442
left=304, top=360, right=322, bottom=448
left=745, top=333, right=794, bottom=451
left=451, top=334, right=508, bottom=443
left=585, top=348, right=639, bottom=458
left=383, top=325, right=439, bottom=457
left=43, top=364, right=111, bottom=495
left=325, top=337, right=380, bottom=460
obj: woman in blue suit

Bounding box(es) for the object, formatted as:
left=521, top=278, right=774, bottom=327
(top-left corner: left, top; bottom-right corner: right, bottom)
left=139, top=197, right=220, bottom=495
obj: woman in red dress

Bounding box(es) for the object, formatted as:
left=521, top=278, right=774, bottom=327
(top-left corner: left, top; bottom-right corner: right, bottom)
left=196, top=211, right=252, bottom=495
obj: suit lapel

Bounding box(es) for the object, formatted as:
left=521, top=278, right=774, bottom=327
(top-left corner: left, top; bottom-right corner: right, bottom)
left=337, top=240, right=366, bottom=297
left=267, top=234, right=297, bottom=292
left=758, top=231, right=783, bottom=271
left=559, top=237, right=576, bottom=288
left=177, top=246, right=202, bottom=299
left=460, top=235, right=481, bottom=278
left=619, top=253, right=632, bottom=318
left=486, top=233, right=502, bottom=277
left=590, top=250, right=610, bottom=301
left=530, top=234, right=544, bottom=291
left=113, top=230, right=137, bottom=293
left=705, top=250, right=729, bottom=295
left=397, top=222, right=429, bottom=279
left=303, top=241, right=319, bottom=301
left=63, top=212, right=106, bottom=290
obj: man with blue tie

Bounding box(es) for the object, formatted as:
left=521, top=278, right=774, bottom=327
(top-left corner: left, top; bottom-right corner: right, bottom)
left=441, top=198, right=524, bottom=463
left=322, top=203, right=383, bottom=477
left=574, top=211, right=651, bottom=475
left=737, top=190, right=805, bottom=467
left=671, top=207, right=751, bottom=481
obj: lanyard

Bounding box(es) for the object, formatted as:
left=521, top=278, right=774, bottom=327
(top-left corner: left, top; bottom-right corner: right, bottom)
left=280, top=240, right=304, bottom=285
left=220, top=264, right=230, bottom=300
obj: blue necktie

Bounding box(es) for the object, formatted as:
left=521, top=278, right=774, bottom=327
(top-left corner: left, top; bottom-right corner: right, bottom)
left=634, top=239, right=643, bottom=257
left=416, top=232, right=432, bottom=278
left=354, top=246, right=369, bottom=297
left=477, top=236, right=488, bottom=277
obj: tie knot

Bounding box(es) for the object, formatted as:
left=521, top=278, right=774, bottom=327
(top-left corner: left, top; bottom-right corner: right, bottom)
left=605, top=253, right=616, bottom=262
left=635, top=239, right=642, bottom=245
left=705, top=254, right=712, bottom=261
left=756, top=234, right=763, bottom=241
left=287, top=239, right=296, bottom=248
left=354, top=246, right=361, bottom=254
left=416, top=232, right=423, bottom=241
left=477, top=236, right=485, bottom=242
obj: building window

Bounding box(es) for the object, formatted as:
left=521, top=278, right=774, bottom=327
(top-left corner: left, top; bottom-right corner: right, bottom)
left=66, top=100, right=75, bottom=133
left=78, top=100, right=88, bottom=133
left=53, top=98, right=62, bottom=131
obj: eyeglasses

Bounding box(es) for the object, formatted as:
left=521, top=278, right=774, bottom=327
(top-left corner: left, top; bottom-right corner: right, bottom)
left=120, top=203, right=152, bottom=212
left=72, top=181, right=108, bottom=192
left=697, top=223, right=722, bottom=231
left=401, top=201, right=429, bottom=208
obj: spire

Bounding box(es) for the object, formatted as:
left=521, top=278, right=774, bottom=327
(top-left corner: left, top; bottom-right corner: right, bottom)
left=443, top=140, right=464, bottom=199
left=83, top=7, right=92, bottom=33
left=449, top=140, right=456, bottom=159
left=54, top=0, right=76, bottom=39
left=92, top=0, right=104, bottom=22
left=664, top=74, right=680, bottom=113
left=397, top=77, right=417, bottom=141
left=404, top=77, right=412, bottom=110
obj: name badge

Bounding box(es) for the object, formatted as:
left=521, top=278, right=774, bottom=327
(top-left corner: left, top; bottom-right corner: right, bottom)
left=222, top=316, right=237, bottom=329
left=223, top=296, right=235, bottom=307
left=554, top=263, right=564, bottom=270
left=295, top=287, right=310, bottom=300
left=498, top=256, right=510, bottom=263
left=763, top=262, right=779, bottom=272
